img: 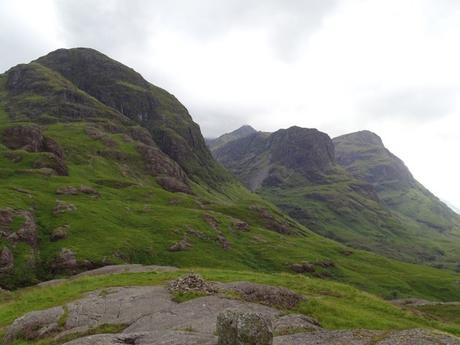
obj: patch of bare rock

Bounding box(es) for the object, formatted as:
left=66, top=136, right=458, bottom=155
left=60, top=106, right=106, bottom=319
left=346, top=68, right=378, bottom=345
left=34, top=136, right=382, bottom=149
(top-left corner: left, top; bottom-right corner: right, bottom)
left=56, top=185, right=100, bottom=197
left=4, top=274, right=459, bottom=345
left=1, top=125, right=68, bottom=175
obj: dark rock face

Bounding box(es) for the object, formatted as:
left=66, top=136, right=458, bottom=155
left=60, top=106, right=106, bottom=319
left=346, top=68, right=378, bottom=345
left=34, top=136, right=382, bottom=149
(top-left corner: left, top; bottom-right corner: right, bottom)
left=269, top=127, right=335, bottom=176
left=207, top=125, right=257, bottom=151
left=5, top=63, right=122, bottom=123
left=333, top=130, right=414, bottom=188
left=250, top=206, right=293, bottom=235
left=4, top=48, right=230, bottom=191
left=212, top=126, right=335, bottom=191
left=35, top=48, right=227, bottom=187
left=136, top=144, right=191, bottom=194
left=333, top=130, right=460, bottom=238
left=1, top=125, right=68, bottom=175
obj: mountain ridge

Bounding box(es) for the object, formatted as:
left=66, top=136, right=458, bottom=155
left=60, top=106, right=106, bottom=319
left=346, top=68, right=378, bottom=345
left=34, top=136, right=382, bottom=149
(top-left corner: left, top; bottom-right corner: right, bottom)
left=0, top=48, right=459, bottom=306
left=210, top=125, right=460, bottom=269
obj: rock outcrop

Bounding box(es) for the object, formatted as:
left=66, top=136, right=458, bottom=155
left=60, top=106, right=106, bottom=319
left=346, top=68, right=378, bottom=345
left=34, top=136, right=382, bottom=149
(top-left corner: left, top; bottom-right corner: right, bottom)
left=35, top=47, right=229, bottom=187
left=0, top=208, right=38, bottom=246
left=0, top=246, right=14, bottom=272
left=4, top=282, right=459, bottom=345
left=1, top=125, right=68, bottom=175
left=223, top=282, right=303, bottom=310
left=211, top=126, right=335, bottom=191
left=217, top=309, right=273, bottom=345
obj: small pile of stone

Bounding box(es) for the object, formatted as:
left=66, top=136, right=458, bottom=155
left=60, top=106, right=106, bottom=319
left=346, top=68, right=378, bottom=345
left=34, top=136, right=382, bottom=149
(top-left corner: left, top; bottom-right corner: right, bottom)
left=167, top=273, right=217, bottom=295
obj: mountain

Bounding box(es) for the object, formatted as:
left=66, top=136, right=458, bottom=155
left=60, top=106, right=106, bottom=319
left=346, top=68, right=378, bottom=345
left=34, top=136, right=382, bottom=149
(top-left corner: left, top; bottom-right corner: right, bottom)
left=206, top=125, right=257, bottom=151
left=333, top=131, right=460, bottom=230
left=210, top=126, right=460, bottom=269
left=0, top=48, right=460, bottom=304
left=33, top=48, right=232, bottom=188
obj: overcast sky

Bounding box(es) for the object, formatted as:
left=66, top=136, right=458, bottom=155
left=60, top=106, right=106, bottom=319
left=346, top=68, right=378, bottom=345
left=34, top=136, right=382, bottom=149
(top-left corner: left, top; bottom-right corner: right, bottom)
left=1, top=0, right=459, bottom=210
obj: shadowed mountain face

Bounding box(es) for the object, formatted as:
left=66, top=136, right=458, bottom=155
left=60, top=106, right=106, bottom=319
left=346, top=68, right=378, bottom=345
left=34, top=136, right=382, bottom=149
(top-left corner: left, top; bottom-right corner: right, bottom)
left=334, top=130, right=460, bottom=238
left=212, top=126, right=336, bottom=190
left=32, top=48, right=230, bottom=187
left=206, top=125, right=256, bottom=151
left=210, top=126, right=460, bottom=269
left=334, top=131, right=414, bottom=189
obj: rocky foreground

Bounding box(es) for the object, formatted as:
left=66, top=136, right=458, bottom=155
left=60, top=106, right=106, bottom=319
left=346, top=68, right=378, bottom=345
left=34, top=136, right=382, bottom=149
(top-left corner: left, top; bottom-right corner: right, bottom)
left=3, top=268, right=459, bottom=345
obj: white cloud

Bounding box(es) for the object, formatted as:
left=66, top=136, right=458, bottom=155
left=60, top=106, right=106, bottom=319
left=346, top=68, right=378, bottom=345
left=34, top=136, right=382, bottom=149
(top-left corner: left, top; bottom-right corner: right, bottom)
left=0, top=0, right=459, bottom=209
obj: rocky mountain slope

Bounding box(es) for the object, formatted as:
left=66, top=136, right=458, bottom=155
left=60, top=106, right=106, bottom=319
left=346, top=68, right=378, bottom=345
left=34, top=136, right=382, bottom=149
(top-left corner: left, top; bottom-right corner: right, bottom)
left=1, top=48, right=460, bottom=306
left=333, top=131, right=460, bottom=267
left=210, top=126, right=460, bottom=269
left=206, top=124, right=257, bottom=151
left=334, top=131, right=460, bottom=233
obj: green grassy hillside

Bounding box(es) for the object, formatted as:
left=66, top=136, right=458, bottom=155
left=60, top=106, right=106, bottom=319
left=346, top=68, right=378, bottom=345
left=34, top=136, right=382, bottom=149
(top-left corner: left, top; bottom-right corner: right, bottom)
left=210, top=126, right=460, bottom=270
left=0, top=49, right=459, bottom=305
left=334, top=131, right=460, bottom=270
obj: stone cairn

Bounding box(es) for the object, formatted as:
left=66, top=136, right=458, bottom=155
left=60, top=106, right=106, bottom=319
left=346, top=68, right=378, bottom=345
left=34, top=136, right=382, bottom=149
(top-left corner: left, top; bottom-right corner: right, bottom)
left=167, top=273, right=217, bottom=294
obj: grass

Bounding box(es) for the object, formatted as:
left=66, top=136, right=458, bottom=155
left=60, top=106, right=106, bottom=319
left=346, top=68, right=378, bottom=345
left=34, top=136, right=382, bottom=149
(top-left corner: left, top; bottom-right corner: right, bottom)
left=171, top=290, right=209, bottom=303
left=416, top=304, right=460, bottom=325
left=0, top=268, right=459, bottom=342
left=0, top=53, right=459, bottom=343
left=0, top=110, right=458, bottom=304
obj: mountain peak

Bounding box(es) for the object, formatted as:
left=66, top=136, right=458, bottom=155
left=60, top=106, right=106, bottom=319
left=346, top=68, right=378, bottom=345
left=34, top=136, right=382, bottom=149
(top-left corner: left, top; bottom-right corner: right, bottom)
left=333, top=130, right=383, bottom=147
left=233, top=125, right=257, bottom=135
left=206, top=125, right=257, bottom=151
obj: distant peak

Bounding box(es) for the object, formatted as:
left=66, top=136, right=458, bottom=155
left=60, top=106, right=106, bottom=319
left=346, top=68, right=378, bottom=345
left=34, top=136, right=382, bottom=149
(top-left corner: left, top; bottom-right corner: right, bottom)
left=233, top=125, right=257, bottom=135
left=334, top=130, right=383, bottom=146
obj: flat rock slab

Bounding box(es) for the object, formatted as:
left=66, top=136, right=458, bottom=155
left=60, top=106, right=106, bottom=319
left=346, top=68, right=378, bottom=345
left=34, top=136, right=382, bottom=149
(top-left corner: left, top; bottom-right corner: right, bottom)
left=124, top=295, right=280, bottom=334
left=273, top=314, right=321, bottom=335
left=274, top=329, right=460, bottom=345
left=378, top=329, right=460, bottom=345
left=65, top=286, right=174, bottom=329
left=4, top=286, right=174, bottom=342
left=4, top=306, right=65, bottom=343
left=6, top=283, right=460, bottom=345
left=64, top=331, right=217, bottom=345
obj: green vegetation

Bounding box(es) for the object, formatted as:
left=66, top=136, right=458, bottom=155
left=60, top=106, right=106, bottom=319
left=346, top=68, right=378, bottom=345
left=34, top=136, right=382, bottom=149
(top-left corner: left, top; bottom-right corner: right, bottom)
left=416, top=304, right=460, bottom=325
left=171, top=290, right=209, bottom=303
left=1, top=268, right=459, bottom=342
left=211, top=126, right=460, bottom=270
left=0, top=50, right=459, bottom=305
left=0, top=48, right=459, bottom=344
